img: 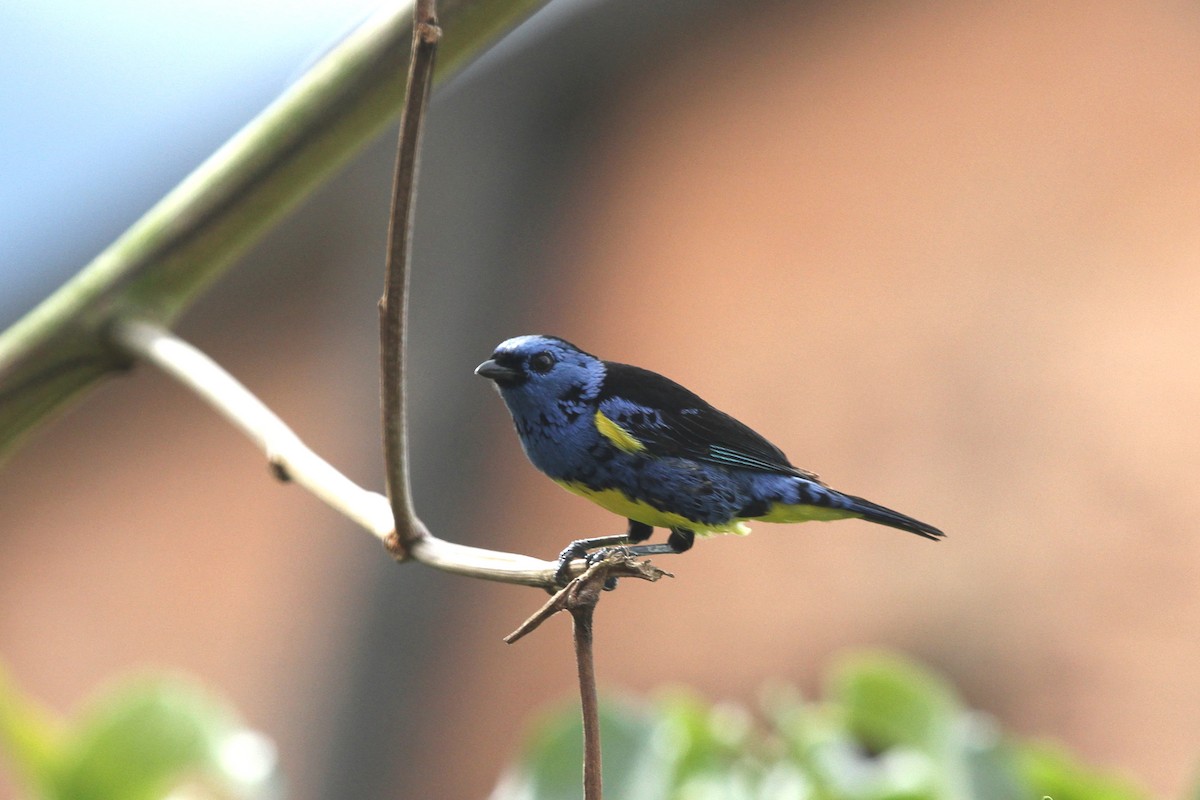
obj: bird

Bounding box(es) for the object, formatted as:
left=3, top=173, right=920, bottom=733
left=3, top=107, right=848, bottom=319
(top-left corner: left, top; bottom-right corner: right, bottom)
left=475, top=334, right=943, bottom=583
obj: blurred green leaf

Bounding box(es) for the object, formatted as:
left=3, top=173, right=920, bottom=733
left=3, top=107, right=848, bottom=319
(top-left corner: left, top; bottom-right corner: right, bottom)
left=957, top=730, right=1027, bottom=800
left=828, top=652, right=959, bottom=755
left=0, top=663, right=66, bottom=797
left=1017, top=743, right=1147, bottom=800
left=52, top=674, right=275, bottom=800
left=1188, top=763, right=1200, bottom=800
left=0, top=668, right=272, bottom=800
left=496, top=653, right=1154, bottom=800
left=493, top=699, right=667, bottom=800
left=656, top=691, right=758, bottom=784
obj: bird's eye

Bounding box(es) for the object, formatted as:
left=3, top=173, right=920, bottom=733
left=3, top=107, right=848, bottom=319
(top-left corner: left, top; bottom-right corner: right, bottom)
left=529, top=351, right=555, bottom=373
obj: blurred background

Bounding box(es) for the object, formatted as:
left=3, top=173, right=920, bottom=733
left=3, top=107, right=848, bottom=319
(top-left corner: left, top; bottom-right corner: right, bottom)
left=3, top=0, right=1200, bottom=797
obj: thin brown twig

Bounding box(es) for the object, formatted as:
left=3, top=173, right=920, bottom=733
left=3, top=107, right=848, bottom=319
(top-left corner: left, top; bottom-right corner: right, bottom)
left=504, top=555, right=673, bottom=800
left=573, top=597, right=603, bottom=800
left=380, top=0, right=442, bottom=561
left=504, top=554, right=671, bottom=644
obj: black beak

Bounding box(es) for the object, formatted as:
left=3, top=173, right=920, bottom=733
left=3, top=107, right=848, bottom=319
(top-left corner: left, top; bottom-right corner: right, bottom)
left=475, top=359, right=520, bottom=383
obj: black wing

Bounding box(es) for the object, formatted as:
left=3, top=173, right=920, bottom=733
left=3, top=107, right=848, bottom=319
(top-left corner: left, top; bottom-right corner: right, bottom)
left=597, top=362, right=819, bottom=480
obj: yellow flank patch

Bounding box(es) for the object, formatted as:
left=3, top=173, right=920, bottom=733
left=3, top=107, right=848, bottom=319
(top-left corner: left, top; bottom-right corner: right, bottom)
left=594, top=410, right=646, bottom=453
left=751, top=502, right=862, bottom=523
left=553, top=480, right=752, bottom=537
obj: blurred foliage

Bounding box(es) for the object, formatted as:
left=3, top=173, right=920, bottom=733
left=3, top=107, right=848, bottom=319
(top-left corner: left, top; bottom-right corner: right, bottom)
left=0, top=665, right=276, bottom=800
left=0, top=653, right=1165, bottom=799
left=492, top=652, right=1150, bottom=800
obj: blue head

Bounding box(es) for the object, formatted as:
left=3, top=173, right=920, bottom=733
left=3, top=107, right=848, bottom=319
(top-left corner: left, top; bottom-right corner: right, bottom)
left=476, top=335, right=606, bottom=474
left=476, top=335, right=604, bottom=420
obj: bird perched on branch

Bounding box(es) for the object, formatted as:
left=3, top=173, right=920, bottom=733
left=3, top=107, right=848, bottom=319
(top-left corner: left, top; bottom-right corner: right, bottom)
left=476, top=335, right=943, bottom=583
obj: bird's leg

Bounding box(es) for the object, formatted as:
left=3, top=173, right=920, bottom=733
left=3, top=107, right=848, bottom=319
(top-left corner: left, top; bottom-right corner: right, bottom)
left=623, top=527, right=694, bottom=558
left=587, top=527, right=694, bottom=591
left=554, top=520, right=653, bottom=586
left=627, top=521, right=654, bottom=543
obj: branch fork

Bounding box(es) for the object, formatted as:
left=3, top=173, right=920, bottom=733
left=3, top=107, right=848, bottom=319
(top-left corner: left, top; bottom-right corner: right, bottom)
left=505, top=553, right=672, bottom=645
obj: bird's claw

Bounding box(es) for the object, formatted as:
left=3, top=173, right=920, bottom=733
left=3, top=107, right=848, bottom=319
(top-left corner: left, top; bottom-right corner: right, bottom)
left=554, top=541, right=590, bottom=588
left=587, top=547, right=629, bottom=590
left=554, top=543, right=629, bottom=590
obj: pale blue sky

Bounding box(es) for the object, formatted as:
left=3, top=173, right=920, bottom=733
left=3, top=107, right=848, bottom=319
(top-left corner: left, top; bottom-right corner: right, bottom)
left=0, top=0, right=378, bottom=322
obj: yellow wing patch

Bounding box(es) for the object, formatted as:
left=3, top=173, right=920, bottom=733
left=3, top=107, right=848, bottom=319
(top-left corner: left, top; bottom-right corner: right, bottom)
left=594, top=410, right=646, bottom=454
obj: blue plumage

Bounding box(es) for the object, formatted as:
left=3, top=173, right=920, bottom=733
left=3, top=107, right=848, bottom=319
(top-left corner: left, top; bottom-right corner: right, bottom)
left=476, top=335, right=943, bottom=565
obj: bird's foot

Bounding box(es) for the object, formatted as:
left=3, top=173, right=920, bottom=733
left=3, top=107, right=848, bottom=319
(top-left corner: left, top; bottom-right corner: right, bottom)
left=586, top=547, right=632, bottom=591
left=553, top=533, right=634, bottom=588
left=554, top=543, right=633, bottom=591
left=554, top=540, right=591, bottom=587
left=553, top=544, right=626, bottom=591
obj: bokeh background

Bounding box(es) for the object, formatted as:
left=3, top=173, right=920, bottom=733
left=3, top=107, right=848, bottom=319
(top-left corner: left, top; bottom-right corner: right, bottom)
left=3, top=0, right=1200, bottom=797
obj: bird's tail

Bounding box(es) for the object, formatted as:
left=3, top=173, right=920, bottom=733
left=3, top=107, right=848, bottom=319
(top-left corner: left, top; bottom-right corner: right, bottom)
left=838, top=492, right=944, bottom=541
left=747, top=478, right=944, bottom=541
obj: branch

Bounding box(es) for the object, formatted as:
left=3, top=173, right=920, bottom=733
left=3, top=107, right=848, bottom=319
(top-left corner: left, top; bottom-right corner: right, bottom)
left=504, top=555, right=672, bottom=644
left=573, top=593, right=603, bottom=800
left=110, top=317, right=583, bottom=589
left=502, top=554, right=671, bottom=800
left=380, top=0, right=442, bottom=562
